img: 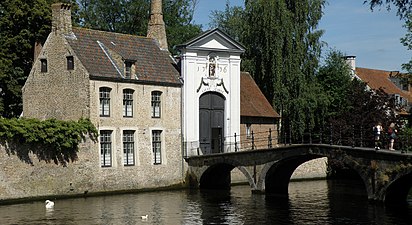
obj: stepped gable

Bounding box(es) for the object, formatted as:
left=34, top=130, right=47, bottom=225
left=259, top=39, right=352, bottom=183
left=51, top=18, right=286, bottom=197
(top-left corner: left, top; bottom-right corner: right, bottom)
left=240, top=72, right=280, bottom=118
left=66, top=27, right=180, bottom=85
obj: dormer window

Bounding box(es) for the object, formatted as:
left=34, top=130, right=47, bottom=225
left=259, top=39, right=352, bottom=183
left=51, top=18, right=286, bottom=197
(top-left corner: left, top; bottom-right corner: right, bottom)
left=67, top=56, right=74, bottom=70
left=125, top=61, right=133, bottom=79
left=40, top=59, right=47, bottom=73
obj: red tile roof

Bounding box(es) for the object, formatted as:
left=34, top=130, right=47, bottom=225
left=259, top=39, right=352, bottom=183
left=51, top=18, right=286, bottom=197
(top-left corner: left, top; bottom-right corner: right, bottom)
left=66, top=27, right=180, bottom=85
left=355, top=67, right=412, bottom=102
left=240, top=72, right=280, bottom=118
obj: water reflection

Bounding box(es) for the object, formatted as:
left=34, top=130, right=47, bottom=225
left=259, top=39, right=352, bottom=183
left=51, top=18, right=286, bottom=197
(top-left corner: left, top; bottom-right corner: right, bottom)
left=0, top=180, right=411, bottom=225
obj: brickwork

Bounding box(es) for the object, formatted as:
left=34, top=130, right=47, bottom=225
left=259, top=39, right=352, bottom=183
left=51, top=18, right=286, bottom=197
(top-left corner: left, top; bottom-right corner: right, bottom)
left=239, top=123, right=278, bottom=150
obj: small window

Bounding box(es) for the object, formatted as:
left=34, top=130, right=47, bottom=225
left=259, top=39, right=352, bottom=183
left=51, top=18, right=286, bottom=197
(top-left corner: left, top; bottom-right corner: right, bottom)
left=100, top=130, right=112, bottom=167
left=123, top=89, right=133, bottom=117
left=67, top=56, right=74, bottom=70
left=99, top=87, right=111, bottom=116
left=246, top=124, right=251, bottom=138
left=123, top=130, right=135, bottom=166
left=40, top=59, right=47, bottom=73
left=151, top=91, right=161, bottom=118
left=152, top=130, right=162, bottom=164
left=125, top=61, right=132, bottom=79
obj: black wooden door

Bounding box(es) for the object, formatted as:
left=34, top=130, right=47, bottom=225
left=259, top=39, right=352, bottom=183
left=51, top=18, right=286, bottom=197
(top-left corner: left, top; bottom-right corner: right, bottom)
left=199, top=92, right=225, bottom=154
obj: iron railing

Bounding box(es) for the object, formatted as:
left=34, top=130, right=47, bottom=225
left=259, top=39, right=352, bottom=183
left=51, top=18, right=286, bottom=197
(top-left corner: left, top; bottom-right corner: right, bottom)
left=184, top=125, right=411, bottom=157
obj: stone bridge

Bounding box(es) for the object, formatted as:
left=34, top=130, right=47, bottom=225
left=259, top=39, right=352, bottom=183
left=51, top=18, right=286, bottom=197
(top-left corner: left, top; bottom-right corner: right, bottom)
left=184, top=144, right=412, bottom=203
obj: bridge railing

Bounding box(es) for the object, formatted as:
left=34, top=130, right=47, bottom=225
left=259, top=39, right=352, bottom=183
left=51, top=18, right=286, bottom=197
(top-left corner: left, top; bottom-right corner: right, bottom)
left=184, top=125, right=411, bottom=157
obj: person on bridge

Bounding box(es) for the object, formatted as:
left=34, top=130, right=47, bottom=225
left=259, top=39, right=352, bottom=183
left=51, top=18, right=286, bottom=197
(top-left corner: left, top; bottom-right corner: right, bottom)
left=388, top=123, right=397, bottom=151
left=373, top=122, right=383, bottom=150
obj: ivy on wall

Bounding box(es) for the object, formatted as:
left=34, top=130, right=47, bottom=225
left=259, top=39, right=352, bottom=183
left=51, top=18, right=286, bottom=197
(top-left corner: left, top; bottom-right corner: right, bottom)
left=0, top=117, right=98, bottom=165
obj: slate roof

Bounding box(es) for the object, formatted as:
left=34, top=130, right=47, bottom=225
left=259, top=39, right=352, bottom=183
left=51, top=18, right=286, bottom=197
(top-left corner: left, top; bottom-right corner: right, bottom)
left=240, top=72, right=280, bottom=118
left=355, top=67, right=412, bottom=103
left=66, top=27, right=180, bottom=86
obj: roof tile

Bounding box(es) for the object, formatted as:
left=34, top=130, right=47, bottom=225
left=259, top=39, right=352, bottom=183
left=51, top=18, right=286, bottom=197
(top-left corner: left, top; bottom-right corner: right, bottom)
left=66, top=27, right=180, bottom=85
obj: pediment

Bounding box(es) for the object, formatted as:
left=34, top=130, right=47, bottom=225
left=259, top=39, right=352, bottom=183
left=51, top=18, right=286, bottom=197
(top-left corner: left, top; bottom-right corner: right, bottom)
left=177, top=28, right=245, bottom=53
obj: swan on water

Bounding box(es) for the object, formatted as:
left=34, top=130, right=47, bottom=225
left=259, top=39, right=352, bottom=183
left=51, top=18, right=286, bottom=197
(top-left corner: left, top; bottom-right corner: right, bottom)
left=141, top=215, right=148, bottom=220
left=45, top=200, right=54, bottom=209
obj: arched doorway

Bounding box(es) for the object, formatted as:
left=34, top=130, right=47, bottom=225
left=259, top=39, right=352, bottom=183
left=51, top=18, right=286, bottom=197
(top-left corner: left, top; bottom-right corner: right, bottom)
left=199, top=92, right=225, bottom=154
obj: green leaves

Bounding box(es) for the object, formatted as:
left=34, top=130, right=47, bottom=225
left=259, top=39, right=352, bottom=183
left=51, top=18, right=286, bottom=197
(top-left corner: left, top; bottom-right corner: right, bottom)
left=0, top=0, right=52, bottom=118
left=0, top=117, right=98, bottom=165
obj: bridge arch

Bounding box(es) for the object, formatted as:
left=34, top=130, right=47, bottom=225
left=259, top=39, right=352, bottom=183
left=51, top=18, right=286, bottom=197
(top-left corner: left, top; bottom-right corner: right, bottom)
left=259, top=153, right=370, bottom=197
left=382, top=168, right=412, bottom=203
left=198, top=161, right=256, bottom=190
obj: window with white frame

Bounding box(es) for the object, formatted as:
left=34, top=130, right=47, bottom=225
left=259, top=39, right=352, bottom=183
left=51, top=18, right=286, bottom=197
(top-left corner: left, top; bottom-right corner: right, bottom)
left=99, top=87, right=111, bottom=116
left=123, top=89, right=133, bottom=117
left=151, top=91, right=161, bottom=118
left=100, top=130, right=112, bottom=167
left=246, top=124, right=251, bottom=138
left=123, top=130, right=135, bottom=166
left=152, top=130, right=162, bottom=164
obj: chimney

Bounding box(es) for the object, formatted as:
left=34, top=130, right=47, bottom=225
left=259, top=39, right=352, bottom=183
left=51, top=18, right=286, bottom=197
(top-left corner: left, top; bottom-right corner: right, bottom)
left=147, top=0, right=168, bottom=51
left=51, top=3, right=72, bottom=35
left=33, top=41, right=43, bottom=62
left=343, top=55, right=356, bottom=72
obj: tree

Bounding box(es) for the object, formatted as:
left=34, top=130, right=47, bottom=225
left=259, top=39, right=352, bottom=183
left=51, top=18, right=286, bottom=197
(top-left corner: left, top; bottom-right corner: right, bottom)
left=209, top=1, right=244, bottom=42
left=0, top=0, right=55, bottom=118
left=317, top=50, right=399, bottom=146
left=366, top=0, right=412, bottom=19
left=240, top=0, right=327, bottom=140
left=163, top=0, right=202, bottom=54
left=317, top=50, right=352, bottom=118
left=401, top=14, right=412, bottom=75
left=77, top=0, right=202, bottom=54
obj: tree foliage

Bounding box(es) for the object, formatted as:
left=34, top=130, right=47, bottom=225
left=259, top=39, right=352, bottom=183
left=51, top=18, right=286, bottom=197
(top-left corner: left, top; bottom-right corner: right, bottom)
left=366, top=0, right=412, bottom=19
left=0, top=118, right=98, bottom=165
left=318, top=50, right=400, bottom=147
left=77, top=0, right=202, bottom=54
left=401, top=14, right=412, bottom=75
left=0, top=0, right=53, bottom=118
left=209, top=1, right=244, bottom=42
left=317, top=50, right=353, bottom=118
left=240, top=0, right=327, bottom=139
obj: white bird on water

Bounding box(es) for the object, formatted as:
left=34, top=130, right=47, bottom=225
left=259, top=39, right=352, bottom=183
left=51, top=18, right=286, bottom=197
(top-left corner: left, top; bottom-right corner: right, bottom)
left=45, top=200, right=54, bottom=209
left=141, top=215, right=148, bottom=220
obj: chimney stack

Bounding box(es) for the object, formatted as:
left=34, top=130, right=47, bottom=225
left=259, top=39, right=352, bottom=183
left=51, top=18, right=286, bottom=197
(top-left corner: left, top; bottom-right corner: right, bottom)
left=51, top=3, right=72, bottom=35
left=147, top=0, right=168, bottom=51
left=343, top=55, right=356, bottom=72
left=33, top=41, right=42, bottom=62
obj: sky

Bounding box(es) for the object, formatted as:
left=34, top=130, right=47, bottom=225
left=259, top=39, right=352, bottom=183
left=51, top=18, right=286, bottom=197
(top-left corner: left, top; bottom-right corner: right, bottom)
left=192, top=0, right=411, bottom=72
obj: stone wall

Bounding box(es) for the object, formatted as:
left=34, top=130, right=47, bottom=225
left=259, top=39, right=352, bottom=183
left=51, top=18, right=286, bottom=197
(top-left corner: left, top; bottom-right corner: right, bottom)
left=22, top=32, right=90, bottom=120
left=0, top=137, right=186, bottom=202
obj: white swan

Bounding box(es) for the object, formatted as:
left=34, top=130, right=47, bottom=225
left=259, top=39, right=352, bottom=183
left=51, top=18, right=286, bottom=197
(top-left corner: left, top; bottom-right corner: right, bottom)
left=141, top=215, right=148, bottom=220
left=45, top=200, right=54, bottom=209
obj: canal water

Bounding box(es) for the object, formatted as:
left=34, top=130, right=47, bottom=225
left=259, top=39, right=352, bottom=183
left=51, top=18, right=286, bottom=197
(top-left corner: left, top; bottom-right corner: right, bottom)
left=0, top=179, right=411, bottom=225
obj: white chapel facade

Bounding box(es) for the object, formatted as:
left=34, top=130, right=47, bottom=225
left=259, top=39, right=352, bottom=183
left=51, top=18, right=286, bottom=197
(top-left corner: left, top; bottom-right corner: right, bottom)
left=178, top=29, right=245, bottom=156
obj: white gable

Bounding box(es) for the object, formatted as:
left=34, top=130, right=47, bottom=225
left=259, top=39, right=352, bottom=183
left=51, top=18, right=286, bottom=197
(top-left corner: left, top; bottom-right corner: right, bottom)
left=200, top=38, right=228, bottom=50
left=179, top=28, right=245, bottom=53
